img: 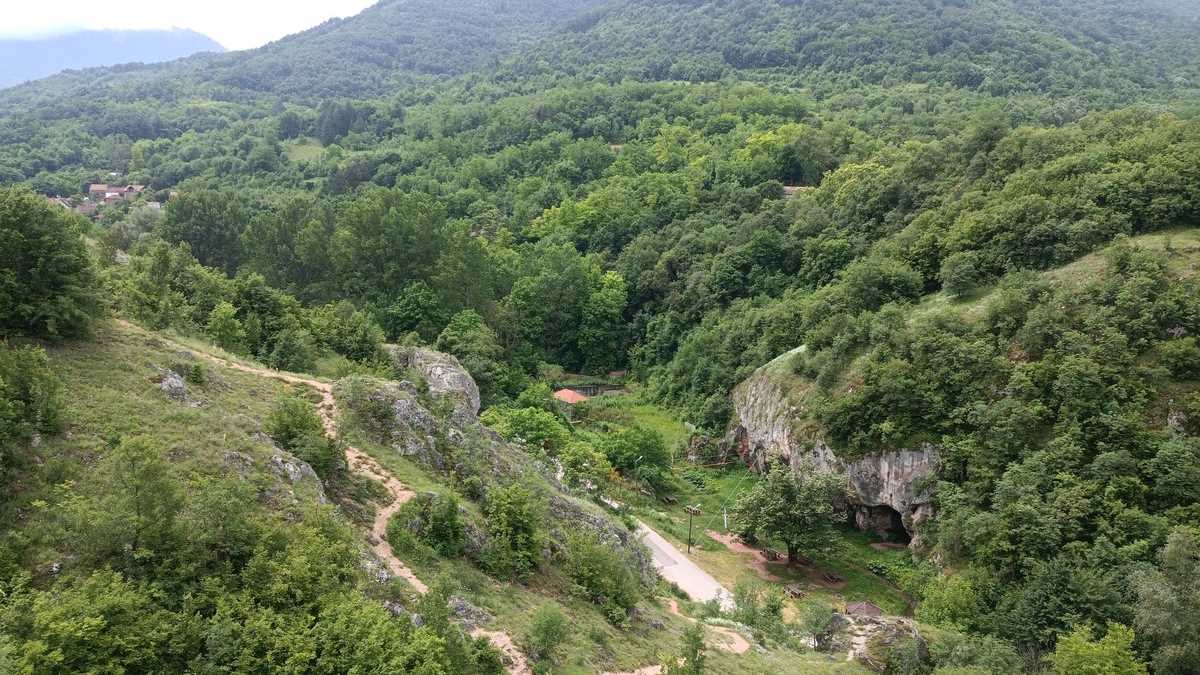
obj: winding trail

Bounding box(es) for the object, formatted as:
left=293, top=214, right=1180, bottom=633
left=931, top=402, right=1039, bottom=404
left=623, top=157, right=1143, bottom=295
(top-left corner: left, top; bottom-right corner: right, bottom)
left=118, top=320, right=529, bottom=674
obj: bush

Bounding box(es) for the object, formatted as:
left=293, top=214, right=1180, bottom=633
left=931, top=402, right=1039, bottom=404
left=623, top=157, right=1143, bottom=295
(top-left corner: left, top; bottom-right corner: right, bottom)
left=680, top=468, right=712, bottom=492
left=525, top=604, right=568, bottom=663
left=481, top=483, right=544, bottom=580
left=940, top=251, right=990, bottom=298
left=1046, top=623, right=1147, bottom=675
left=928, top=632, right=1023, bottom=675
left=562, top=530, right=642, bottom=623
left=917, top=574, right=983, bottom=630
left=268, top=325, right=319, bottom=373
left=559, top=440, right=612, bottom=488
left=598, top=425, right=671, bottom=491
left=483, top=406, right=571, bottom=455
left=393, top=492, right=465, bottom=557
left=206, top=301, right=246, bottom=353
left=1, top=343, right=63, bottom=481
left=665, top=622, right=706, bottom=675
left=184, top=363, right=206, bottom=385
left=0, top=186, right=99, bottom=339
left=266, top=396, right=324, bottom=449
left=800, top=603, right=834, bottom=639
left=288, top=432, right=340, bottom=481
left=1160, top=337, right=1200, bottom=381
left=266, top=396, right=339, bottom=479
left=515, top=382, right=558, bottom=413
left=310, top=301, right=385, bottom=363
left=731, top=577, right=785, bottom=641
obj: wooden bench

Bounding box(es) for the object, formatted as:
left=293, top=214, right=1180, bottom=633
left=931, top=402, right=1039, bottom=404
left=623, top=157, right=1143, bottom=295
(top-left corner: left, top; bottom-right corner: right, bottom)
left=763, top=548, right=781, bottom=561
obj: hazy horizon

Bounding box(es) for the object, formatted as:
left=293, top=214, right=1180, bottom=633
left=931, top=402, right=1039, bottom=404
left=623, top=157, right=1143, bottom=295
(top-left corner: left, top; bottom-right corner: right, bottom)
left=4, top=0, right=377, bottom=51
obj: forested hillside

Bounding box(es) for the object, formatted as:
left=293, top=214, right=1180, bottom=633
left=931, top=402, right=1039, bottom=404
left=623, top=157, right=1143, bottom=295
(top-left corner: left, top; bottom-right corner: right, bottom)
left=519, top=0, right=1200, bottom=102
left=3, top=0, right=1200, bottom=672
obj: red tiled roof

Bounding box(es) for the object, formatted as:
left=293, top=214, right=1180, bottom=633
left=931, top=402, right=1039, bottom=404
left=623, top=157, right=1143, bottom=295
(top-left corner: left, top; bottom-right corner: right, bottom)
left=553, top=389, right=590, bottom=405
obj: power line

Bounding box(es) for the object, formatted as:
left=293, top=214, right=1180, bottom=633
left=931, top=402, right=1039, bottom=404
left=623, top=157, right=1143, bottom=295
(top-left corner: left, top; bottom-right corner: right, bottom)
left=701, top=465, right=755, bottom=533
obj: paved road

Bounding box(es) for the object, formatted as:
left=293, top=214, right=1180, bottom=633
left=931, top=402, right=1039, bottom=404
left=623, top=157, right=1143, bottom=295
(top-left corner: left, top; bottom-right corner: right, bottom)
left=637, top=522, right=734, bottom=611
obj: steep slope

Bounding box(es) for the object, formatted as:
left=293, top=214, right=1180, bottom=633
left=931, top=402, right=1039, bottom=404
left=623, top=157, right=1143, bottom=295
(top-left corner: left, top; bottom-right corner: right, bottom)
left=112, top=320, right=538, bottom=672
left=514, top=0, right=1200, bottom=102
left=0, top=29, right=224, bottom=90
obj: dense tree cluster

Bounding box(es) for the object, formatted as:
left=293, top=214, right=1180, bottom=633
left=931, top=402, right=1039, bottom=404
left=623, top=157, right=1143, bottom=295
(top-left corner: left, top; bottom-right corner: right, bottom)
left=0, top=187, right=99, bottom=339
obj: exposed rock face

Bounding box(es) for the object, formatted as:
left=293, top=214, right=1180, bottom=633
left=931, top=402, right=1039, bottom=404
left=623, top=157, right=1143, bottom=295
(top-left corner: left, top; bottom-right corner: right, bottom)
left=385, top=345, right=480, bottom=425
left=722, top=349, right=939, bottom=546
left=339, top=377, right=443, bottom=469
left=448, top=595, right=492, bottom=630
left=1167, top=400, right=1189, bottom=435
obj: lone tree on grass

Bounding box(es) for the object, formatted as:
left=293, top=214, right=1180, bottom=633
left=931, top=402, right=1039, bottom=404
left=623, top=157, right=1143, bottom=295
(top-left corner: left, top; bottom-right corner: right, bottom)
left=733, top=461, right=846, bottom=564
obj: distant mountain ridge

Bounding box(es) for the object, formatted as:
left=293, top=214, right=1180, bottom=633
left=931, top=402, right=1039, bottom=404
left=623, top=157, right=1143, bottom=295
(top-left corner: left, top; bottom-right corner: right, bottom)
left=0, top=29, right=224, bottom=89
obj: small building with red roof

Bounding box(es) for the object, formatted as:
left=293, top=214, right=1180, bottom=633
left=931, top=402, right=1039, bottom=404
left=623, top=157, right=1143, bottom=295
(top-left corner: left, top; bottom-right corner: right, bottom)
left=553, top=388, right=590, bottom=405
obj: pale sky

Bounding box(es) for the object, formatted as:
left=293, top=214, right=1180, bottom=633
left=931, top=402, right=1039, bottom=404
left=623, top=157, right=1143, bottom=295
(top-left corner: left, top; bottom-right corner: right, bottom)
left=1, top=0, right=379, bottom=51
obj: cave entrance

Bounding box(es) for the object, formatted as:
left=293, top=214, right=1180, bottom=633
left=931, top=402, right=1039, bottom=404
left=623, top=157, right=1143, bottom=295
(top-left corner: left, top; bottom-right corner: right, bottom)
left=857, top=505, right=911, bottom=545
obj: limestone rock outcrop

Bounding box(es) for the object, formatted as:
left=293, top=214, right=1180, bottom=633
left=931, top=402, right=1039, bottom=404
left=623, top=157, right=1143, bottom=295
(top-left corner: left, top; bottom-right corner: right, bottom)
left=820, top=612, right=928, bottom=672
left=385, top=345, right=480, bottom=425
left=722, top=347, right=939, bottom=545
left=336, top=357, right=655, bottom=579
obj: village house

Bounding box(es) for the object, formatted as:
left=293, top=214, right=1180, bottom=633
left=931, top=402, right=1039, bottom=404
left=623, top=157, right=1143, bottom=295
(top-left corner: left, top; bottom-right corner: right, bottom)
left=553, top=388, right=590, bottom=405
left=88, top=183, right=146, bottom=204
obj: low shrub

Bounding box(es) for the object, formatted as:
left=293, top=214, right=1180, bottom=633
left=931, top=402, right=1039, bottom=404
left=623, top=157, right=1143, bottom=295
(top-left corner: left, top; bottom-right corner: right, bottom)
left=562, top=530, right=642, bottom=624
left=481, top=483, right=544, bottom=580
left=391, top=492, right=465, bottom=557
left=266, top=395, right=339, bottom=479
left=525, top=604, right=568, bottom=664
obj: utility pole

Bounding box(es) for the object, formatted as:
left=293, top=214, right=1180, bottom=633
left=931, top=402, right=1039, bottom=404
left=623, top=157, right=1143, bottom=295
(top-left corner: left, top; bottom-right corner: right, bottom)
left=685, top=504, right=701, bottom=554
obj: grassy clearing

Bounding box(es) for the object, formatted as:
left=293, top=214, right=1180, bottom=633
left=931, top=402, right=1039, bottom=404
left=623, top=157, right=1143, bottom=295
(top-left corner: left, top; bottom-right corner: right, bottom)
left=910, top=227, right=1200, bottom=326
left=283, top=137, right=326, bottom=163
left=628, top=463, right=914, bottom=616
left=582, top=391, right=693, bottom=454
left=40, top=320, right=292, bottom=472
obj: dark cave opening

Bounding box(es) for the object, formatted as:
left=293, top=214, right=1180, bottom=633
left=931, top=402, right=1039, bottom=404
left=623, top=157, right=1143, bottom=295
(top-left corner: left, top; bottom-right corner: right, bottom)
left=856, top=504, right=912, bottom=545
